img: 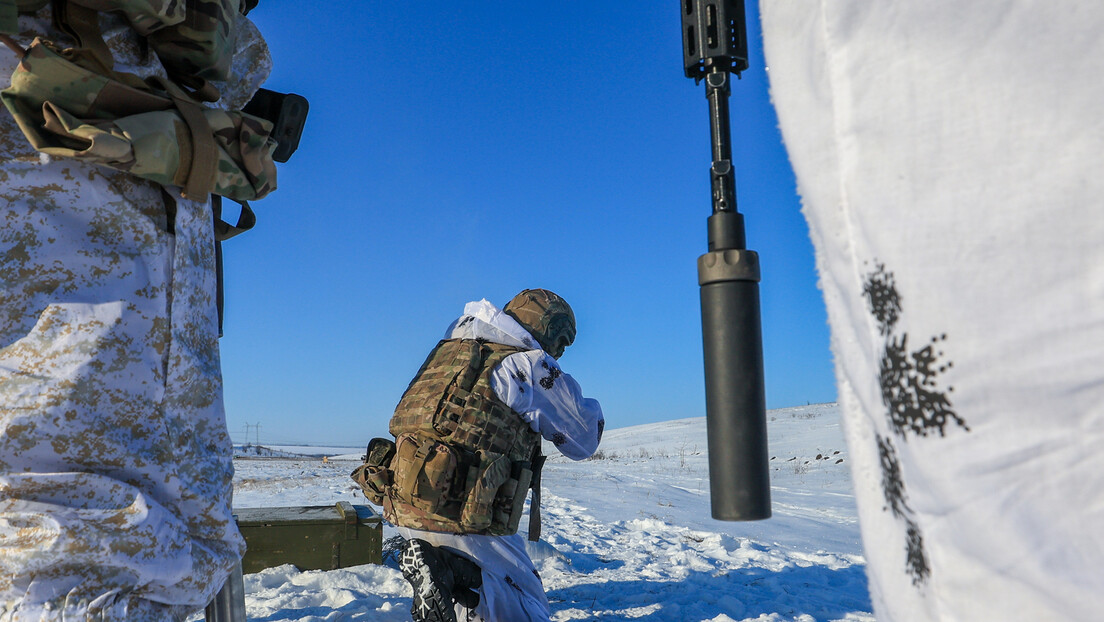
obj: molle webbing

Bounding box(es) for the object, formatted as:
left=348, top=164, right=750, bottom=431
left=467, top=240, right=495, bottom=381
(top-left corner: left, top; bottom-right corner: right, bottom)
left=390, top=339, right=536, bottom=462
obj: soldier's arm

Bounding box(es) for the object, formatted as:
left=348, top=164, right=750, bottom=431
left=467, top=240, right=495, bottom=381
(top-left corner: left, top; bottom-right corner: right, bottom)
left=492, top=351, right=604, bottom=461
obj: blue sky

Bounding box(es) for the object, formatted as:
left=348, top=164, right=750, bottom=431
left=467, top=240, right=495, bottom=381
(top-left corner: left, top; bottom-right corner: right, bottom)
left=222, top=2, right=836, bottom=446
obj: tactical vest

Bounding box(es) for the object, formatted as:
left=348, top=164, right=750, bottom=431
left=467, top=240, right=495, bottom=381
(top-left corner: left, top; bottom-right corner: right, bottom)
left=354, top=338, right=545, bottom=537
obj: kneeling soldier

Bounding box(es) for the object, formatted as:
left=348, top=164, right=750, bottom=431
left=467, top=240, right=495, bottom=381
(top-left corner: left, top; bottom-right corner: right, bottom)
left=355, top=289, right=604, bottom=622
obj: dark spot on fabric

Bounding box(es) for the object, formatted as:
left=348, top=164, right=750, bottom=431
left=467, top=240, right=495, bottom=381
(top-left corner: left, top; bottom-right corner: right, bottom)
left=877, top=434, right=909, bottom=519
left=539, top=365, right=562, bottom=390
left=863, top=262, right=902, bottom=336
left=863, top=262, right=967, bottom=440
left=863, top=260, right=969, bottom=589
left=551, top=432, right=567, bottom=447
left=879, top=334, right=967, bottom=438
left=905, top=518, right=931, bottom=586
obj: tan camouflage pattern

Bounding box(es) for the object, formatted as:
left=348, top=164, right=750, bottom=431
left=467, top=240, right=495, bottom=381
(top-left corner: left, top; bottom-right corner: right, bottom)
left=502, top=289, right=576, bottom=359
left=144, top=0, right=241, bottom=81
left=61, top=1, right=185, bottom=37
left=350, top=438, right=395, bottom=505
left=376, top=339, right=541, bottom=535
left=0, top=7, right=269, bottom=620
left=2, top=37, right=277, bottom=201
left=42, top=0, right=240, bottom=81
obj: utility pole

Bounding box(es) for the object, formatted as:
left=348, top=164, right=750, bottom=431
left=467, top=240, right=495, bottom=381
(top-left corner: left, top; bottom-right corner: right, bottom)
left=243, top=423, right=261, bottom=446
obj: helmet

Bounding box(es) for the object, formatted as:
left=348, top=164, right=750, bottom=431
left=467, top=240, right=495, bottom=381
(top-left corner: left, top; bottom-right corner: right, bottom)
left=503, top=289, right=576, bottom=359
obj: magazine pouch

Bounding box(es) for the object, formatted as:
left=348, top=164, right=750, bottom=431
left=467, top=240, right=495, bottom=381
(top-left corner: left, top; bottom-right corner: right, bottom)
left=458, top=451, right=510, bottom=532
left=351, top=437, right=396, bottom=506
left=390, top=434, right=459, bottom=515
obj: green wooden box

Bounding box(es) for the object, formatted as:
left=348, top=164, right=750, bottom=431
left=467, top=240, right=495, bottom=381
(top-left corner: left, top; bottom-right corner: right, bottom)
left=234, top=501, right=383, bottom=574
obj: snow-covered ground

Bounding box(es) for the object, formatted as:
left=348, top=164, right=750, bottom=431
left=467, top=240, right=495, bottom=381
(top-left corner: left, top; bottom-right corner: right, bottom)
left=209, top=403, right=872, bottom=621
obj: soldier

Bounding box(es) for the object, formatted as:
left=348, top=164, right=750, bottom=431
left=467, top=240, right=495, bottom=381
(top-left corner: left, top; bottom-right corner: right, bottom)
left=366, top=289, right=604, bottom=622
left=0, top=2, right=273, bottom=618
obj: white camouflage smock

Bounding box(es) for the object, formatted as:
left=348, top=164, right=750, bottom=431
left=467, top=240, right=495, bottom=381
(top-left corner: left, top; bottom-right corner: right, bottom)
left=761, top=1, right=1104, bottom=620
left=397, top=299, right=604, bottom=622
left=0, top=8, right=270, bottom=621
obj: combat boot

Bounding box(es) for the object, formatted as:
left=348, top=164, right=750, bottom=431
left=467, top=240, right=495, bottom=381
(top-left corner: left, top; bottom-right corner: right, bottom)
left=400, top=539, right=483, bottom=622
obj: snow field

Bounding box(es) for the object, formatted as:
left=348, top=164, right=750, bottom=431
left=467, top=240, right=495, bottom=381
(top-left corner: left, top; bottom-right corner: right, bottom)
left=204, top=404, right=872, bottom=621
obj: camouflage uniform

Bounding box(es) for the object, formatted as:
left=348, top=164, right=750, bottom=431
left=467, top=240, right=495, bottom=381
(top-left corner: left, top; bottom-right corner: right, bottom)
left=394, top=299, right=604, bottom=622
left=0, top=6, right=270, bottom=620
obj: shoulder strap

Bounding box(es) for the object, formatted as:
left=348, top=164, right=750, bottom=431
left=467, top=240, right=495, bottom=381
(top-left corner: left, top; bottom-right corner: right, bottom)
left=51, top=0, right=111, bottom=73
left=147, top=75, right=219, bottom=200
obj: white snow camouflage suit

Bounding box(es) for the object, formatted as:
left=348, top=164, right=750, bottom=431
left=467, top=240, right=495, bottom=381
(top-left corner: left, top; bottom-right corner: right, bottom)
left=397, top=299, right=604, bottom=622
left=0, top=6, right=270, bottom=620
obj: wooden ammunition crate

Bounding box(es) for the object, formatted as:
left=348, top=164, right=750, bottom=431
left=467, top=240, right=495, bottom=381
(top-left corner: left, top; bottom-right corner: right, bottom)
left=234, top=501, right=382, bottom=574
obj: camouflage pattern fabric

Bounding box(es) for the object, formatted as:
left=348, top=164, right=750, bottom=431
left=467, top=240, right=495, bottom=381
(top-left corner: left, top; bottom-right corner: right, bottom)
left=34, top=0, right=242, bottom=81
left=143, top=0, right=243, bottom=82
left=1, top=37, right=277, bottom=201
left=379, top=339, right=541, bottom=535
left=502, top=289, right=575, bottom=359
left=0, top=7, right=269, bottom=620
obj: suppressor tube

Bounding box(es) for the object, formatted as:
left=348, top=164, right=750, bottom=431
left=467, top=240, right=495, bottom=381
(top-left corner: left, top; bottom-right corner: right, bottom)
left=698, top=238, right=771, bottom=521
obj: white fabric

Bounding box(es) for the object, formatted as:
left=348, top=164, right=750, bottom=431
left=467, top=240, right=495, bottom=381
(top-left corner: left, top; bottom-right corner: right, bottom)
left=395, top=529, right=549, bottom=622
left=0, top=9, right=270, bottom=620
left=447, top=300, right=604, bottom=461
left=761, top=2, right=1104, bottom=620
left=403, top=299, right=605, bottom=622
left=446, top=299, right=540, bottom=351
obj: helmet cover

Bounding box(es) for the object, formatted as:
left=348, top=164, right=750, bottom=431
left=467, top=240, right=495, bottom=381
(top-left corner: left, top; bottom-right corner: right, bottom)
left=503, top=289, right=576, bottom=358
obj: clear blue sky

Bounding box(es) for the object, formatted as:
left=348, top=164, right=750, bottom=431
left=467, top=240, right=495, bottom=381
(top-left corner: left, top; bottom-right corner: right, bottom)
left=220, top=1, right=836, bottom=446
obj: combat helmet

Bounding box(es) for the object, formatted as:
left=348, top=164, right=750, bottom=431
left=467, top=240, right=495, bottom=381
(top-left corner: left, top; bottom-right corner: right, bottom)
left=504, top=289, right=576, bottom=359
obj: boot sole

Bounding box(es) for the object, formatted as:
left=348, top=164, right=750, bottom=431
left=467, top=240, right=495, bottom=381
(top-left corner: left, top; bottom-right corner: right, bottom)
left=400, top=539, right=457, bottom=622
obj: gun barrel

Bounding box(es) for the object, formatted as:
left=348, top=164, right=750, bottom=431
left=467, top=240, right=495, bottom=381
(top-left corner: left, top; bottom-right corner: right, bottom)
left=707, top=71, right=739, bottom=216
left=685, top=0, right=771, bottom=522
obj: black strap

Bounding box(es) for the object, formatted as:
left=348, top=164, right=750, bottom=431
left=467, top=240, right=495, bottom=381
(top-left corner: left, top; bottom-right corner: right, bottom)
left=212, top=195, right=256, bottom=241
left=527, top=446, right=546, bottom=542
left=210, top=196, right=256, bottom=337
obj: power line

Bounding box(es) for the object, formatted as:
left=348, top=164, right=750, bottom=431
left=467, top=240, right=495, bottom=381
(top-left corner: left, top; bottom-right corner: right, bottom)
left=243, top=422, right=261, bottom=446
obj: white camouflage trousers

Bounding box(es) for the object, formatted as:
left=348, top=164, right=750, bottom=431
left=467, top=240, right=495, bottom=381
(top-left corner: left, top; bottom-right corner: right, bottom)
left=398, top=527, right=551, bottom=622
left=0, top=148, right=245, bottom=620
